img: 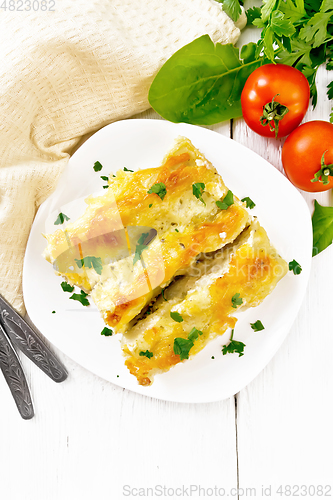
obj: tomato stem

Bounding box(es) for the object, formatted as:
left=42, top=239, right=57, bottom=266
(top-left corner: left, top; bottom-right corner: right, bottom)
left=260, top=94, right=289, bottom=139
left=311, top=151, right=333, bottom=185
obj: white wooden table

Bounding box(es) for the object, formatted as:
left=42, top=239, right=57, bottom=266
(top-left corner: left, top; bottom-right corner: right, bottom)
left=1, top=19, right=333, bottom=500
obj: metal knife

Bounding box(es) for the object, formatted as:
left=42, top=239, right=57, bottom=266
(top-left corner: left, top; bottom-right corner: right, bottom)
left=0, top=294, right=67, bottom=383
left=0, top=321, right=34, bottom=419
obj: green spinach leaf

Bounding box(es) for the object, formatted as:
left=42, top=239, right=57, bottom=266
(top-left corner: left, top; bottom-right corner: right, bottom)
left=148, top=36, right=261, bottom=125
left=312, top=200, right=333, bottom=256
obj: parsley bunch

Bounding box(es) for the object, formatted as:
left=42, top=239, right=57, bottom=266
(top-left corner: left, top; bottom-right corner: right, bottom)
left=246, top=0, right=333, bottom=120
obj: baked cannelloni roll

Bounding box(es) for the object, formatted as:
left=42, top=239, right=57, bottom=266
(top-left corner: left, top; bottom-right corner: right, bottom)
left=122, top=221, right=288, bottom=385
left=43, top=137, right=250, bottom=333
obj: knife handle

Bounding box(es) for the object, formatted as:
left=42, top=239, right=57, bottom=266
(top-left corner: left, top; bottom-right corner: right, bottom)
left=0, top=322, right=34, bottom=420
left=1, top=310, right=67, bottom=383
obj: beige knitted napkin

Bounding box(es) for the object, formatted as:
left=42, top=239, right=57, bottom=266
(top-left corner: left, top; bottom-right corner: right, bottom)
left=0, top=0, right=245, bottom=314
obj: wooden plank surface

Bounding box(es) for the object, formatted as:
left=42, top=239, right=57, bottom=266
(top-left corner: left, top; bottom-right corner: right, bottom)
left=0, top=349, right=239, bottom=499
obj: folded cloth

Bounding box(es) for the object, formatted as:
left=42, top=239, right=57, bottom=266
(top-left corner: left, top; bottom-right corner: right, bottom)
left=0, top=0, right=245, bottom=314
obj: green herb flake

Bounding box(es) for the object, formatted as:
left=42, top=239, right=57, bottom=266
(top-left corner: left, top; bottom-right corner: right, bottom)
left=93, top=161, right=103, bottom=172
left=192, top=182, right=206, bottom=205
left=123, top=167, right=134, bottom=172
left=231, top=292, right=243, bottom=309
left=101, top=327, right=113, bottom=336
left=145, top=305, right=153, bottom=317
left=173, top=337, right=194, bottom=360
left=54, top=213, right=70, bottom=225
left=211, top=356, right=215, bottom=359
left=250, top=320, right=265, bottom=332
left=139, top=350, right=154, bottom=359
left=75, top=256, right=103, bottom=275
left=147, top=182, right=167, bottom=200
left=52, top=311, right=56, bottom=314
left=100, top=175, right=109, bottom=181
left=149, top=204, right=153, bottom=208
left=241, top=197, right=256, bottom=209
left=288, top=259, right=302, bottom=275
left=161, top=288, right=168, bottom=301
left=133, top=232, right=149, bottom=265
left=69, top=290, right=90, bottom=307
left=170, top=311, right=184, bottom=323
left=175, top=228, right=179, bottom=232
left=222, top=329, right=246, bottom=357
left=173, top=325, right=203, bottom=360
left=60, top=281, right=74, bottom=293
left=188, top=327, right=203, bottom=342
left=103, top=185, right=109, bottom=189
left=216, top=190, right=234, bottom=210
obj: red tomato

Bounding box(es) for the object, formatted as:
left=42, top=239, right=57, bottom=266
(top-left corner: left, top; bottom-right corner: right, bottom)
left=281, top=121, right=333, bottom=192
left=241, top=64, right=310, bottom=138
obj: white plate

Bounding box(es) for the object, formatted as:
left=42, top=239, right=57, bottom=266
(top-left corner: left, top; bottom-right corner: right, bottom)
left=23, top=119, right=312, bottom=403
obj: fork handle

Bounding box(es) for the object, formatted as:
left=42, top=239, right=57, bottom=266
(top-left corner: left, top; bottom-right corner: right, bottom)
left=0, top=322, right=34, bottom=420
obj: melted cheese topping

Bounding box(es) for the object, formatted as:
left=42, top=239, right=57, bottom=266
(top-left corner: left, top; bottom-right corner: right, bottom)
left=43, top=137, right=250, bottom=333
left=123, top=221, right=288, bottom=386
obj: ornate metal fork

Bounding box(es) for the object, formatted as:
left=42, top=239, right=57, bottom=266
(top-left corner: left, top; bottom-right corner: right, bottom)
left=0, top=294, right=67, bottom=419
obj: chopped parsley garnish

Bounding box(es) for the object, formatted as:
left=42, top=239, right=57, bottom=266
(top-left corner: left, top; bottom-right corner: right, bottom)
left=211, top=356, right=215, bottom=359
left=145, top=305, right=153, bottom=316
left=101, top=175, right=109, bottom=189
left=69, top=290, right=90, bottom=307
left=60, top=281, right=74, bottom=293
left=192, top=182, right=206, bottom=205
left=173, top=337, right=194, bottom=360
left=175, top=228, right=179, bottom=232
left=54, top=212, right=70, bottom=225
left=231, top=292, right=243, bottom=309
left=75, top=256, right=103, bottom=275
left=170, top=311, right=183, bottom=323
left=52, top=311, right=56, bottom=314
left=289, top=259, right=302, bottom=275
left=133, top=232, right=149, bottom=265
left=241, top=197, right=256, bottom=209
left=173, top=327, right=203, bottom=360
left=149, top=203, right=153, bottom=208
left=147, top=182, right=167, bottom=200
left=188, top=327, right=203, bottom=342
left=101, top=327, right=113, bottom=336
left=123, top=167, right=134, bottom=172
left=216, top=190, right=234, bottom=210
left=250, top=320, right=265, bottom=332
left=222, top=329, right=246, bottom=357
left=93, top=161, right=103, bottom=172
left=161, top=288, right=168, bottom=301
left=139, top=350, right=153, bottom=359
